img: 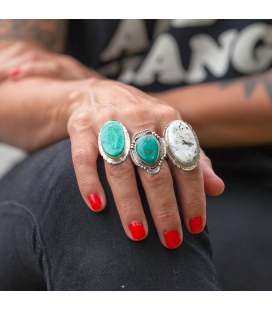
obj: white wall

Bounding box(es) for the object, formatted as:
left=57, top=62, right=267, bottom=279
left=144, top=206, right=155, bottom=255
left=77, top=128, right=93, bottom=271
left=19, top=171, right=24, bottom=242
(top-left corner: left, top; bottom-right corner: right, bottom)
left=0, top=143, right=27, bottom=178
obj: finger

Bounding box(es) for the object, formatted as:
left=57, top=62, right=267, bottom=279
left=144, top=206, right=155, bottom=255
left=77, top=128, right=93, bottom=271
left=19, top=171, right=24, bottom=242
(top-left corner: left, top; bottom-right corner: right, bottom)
left=200, top=149, right=225, bottom=196
left=105, top=158, right=148, bottom=241
left=0, top=53, right=40, bottom=80
left=170, top=160, right=206, bottom=235
left=138, top=161, right=183, bottom=249
left=9, top=61, right=62, bottom=80
left=68, top=114, right=106, bottom=212
left=0, top=43, right=37, bottom=81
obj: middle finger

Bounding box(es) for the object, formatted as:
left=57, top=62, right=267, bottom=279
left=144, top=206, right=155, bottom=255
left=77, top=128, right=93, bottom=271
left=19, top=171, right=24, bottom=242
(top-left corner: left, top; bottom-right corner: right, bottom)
left=131, top=127, right=183, bottom=249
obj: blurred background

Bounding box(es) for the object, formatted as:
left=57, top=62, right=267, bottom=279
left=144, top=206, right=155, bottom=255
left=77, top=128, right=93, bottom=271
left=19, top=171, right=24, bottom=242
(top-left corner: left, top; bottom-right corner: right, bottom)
left=0, top=143, right=26, bottom=178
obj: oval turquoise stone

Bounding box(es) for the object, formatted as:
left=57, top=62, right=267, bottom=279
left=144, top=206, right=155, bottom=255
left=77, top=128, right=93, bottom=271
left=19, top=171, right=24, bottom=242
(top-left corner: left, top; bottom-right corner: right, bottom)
left=136, top=134, right=159, bottom=164
left=100, top=120, right=125, bottom=157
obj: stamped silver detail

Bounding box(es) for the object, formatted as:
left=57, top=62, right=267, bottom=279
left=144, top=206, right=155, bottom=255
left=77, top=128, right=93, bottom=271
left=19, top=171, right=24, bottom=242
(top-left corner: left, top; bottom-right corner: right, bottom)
left=130, top=130, right=166, bottom=174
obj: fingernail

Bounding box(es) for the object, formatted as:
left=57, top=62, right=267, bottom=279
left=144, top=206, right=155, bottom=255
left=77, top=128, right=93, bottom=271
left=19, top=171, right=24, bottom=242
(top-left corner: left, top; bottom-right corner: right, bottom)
left=189, top=216, right=203, bottom=233
left=164, top=230, right=181, bottom=249
left=9, top=68, right=21, bottom=77
left=129, top=221, right=146, bottom=240
left=88, top=194, right=102, bottom=210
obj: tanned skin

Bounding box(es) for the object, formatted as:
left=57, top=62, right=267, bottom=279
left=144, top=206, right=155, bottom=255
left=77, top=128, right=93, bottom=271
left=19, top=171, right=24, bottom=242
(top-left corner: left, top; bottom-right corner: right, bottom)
left=0, top=20, right=225, bottom=248
left=0, top=20, right=67, bottom=51
left=152, top=69, right=272, bottom=147
left=221, top=70, right=272, bottom=100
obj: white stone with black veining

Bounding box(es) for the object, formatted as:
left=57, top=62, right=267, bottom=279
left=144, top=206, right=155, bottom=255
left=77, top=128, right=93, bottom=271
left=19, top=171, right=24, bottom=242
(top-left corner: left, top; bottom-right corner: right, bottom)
left=166, top=121, right=198, bottom=166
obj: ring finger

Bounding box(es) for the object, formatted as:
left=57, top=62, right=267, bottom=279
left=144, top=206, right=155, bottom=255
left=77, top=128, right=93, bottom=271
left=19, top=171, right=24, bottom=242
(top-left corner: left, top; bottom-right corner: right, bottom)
left=164, top=120, right=206, bottom=234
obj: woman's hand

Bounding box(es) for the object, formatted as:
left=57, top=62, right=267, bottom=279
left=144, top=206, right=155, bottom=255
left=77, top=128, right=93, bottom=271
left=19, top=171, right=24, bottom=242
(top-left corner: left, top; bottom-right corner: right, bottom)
left=0, top=41, right=102, bottom=81
left=0, top=41, right=224, bottom=248
left=65, top=78, right=224, bottom=249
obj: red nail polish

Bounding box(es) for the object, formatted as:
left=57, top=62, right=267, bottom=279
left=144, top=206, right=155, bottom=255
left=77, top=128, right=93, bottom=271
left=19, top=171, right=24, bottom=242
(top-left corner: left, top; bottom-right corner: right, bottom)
left=164, top=230, right=181, bottom=249
left=88, top=194, right=102, bottom=210
left=129, top=221, right=146, bottom=240
left=189, top=216, right=203, bottom=233
left=9, top=68, right=21, bottom=77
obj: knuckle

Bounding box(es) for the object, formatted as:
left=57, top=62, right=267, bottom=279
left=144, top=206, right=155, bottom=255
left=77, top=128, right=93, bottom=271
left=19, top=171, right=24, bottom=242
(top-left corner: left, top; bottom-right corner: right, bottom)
left=184, top=197, right=205, bottom=213
left=156, top=208, right=178, bottom=224
left=70, top=112, right=92, bottom=134
left=78, top=177, right=96, bottom=193
left=51, top=62, right=61, bottom=75
left=124, top=105, right=156, bottom=130
left=101, top=110, right=116, bottom=123
left=183, top=168, right=201, bottom=183
left=73, top=148, right=95, bottom=167
left=118, top=199, right=139, bottom=217
left=160, top=106, right=180, bottom=121
left=145, top=164, right=170, bottom=189
left=106, top=162, right=131, bottom=182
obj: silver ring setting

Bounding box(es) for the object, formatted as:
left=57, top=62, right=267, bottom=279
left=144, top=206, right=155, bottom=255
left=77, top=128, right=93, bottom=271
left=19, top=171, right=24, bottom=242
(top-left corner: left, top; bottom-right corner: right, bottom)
left=98, top=120, right=130, bottom=164
left=130, top=130, right=166, bottom=174
left=164, top=120, right=200, bottom=171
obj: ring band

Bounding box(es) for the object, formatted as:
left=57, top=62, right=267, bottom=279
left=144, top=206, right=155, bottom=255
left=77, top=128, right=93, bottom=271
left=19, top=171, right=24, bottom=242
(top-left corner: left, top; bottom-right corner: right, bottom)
left=164, top=120, right=200, bottom=171
left=98, top=120, right=130, bottom=164
left=130, top=130, right=166, bottom=174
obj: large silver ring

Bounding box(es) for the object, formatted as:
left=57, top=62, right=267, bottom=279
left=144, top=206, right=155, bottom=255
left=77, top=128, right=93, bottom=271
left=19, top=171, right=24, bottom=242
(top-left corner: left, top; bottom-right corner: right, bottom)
left=163, top=120, right=200, bottom=171
left=98, top=120, right=130, bottom=164
left=130, top=130, right=166, bottom=174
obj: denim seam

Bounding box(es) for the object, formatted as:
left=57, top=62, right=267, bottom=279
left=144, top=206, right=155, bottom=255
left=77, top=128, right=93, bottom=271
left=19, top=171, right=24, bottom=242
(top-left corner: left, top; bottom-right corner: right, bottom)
left=0, top=200, right=53, bottom=291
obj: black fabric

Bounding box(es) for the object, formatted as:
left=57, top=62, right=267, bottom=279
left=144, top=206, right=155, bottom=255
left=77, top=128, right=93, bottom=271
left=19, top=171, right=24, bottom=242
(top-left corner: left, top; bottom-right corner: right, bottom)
left=2, top=19, right=272, bottom=291
left=65, top=19, right=272, bottom=168
left=0, top=139, right=219, bottom=290
left=205, top=146, right=272, bottom=290
left=207, top=174, right=272, bottom=291
left=65, top=19, right=272, bottom=89
left=65, top=20, right=156, bottom=70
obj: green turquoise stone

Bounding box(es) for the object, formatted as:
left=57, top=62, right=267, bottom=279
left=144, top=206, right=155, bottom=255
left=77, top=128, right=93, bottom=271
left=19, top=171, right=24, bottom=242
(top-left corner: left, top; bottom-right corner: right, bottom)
left=136, top=134, right=159, bottom=164
left=101, top=120, right=125, bottom=157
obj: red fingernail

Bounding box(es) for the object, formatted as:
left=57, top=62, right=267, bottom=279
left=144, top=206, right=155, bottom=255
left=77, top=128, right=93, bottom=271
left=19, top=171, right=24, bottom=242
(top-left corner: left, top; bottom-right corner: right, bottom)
left=129, top=221, right=146, bottom=240
left=88, top=194, right=102, bottom=210
left=9, top=68, right=21, bottom=77
left=189, top=216, right=203, bottom=233
left=164, top=230, right=181, bottom=249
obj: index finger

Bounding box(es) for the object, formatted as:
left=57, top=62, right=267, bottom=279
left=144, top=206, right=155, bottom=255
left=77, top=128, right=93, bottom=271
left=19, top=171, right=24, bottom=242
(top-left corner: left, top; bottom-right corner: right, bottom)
left=68, top=112, right=106, bottom=211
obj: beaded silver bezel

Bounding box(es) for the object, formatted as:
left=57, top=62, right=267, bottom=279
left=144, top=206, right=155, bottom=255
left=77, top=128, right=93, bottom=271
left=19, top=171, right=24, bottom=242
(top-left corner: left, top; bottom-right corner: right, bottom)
left=130, top=130, right=166, bottom=174
left=98, top=121, right=130, bottom=165
left=163, top=120, right=200, bottom=171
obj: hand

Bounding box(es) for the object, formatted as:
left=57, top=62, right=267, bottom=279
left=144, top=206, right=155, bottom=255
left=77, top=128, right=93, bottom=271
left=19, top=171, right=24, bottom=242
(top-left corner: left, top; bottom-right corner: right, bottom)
left=0, top=42, right=224, bottom=248
left=66, top=78, right=224, bottom=249
left=0, top=41, right=102, bottom=82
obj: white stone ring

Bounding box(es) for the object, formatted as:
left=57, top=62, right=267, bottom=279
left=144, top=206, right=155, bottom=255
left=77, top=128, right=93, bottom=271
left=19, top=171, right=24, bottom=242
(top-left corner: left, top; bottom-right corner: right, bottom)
left=130, top=130, right=166, bottom=174
left=163, top=120, right=200, bottom=171
left=98, top=120, right=130, bottom=164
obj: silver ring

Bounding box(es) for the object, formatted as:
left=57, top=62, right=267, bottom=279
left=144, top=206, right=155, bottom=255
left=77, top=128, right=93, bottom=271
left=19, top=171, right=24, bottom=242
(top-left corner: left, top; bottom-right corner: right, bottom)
left=130, top=130, right=166, bottom=174
left=98, top=120, right=130, bottom=164
left=163, top=120, right=200, bottom=171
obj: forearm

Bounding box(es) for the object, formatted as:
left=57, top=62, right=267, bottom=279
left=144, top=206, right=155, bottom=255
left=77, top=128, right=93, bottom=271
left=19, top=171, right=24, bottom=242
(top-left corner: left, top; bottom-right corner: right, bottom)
left=0, top=78, right=76, bottom=151
left=0, top=19, right=68, bottom=52
left=153, top=70, right=272, bottom=147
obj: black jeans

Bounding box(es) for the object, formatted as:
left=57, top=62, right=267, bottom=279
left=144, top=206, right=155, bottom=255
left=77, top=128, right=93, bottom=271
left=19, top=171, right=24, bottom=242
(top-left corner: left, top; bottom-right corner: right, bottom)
left=0, top=139, right=219, bottom=290
left=206, top=146, right=272, bottom=291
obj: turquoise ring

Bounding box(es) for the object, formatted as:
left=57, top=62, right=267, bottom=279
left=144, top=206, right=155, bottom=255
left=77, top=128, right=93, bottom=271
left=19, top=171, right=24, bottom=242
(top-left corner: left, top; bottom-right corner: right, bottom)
left=130, top=130, right=166, bottom=174
left=98, top=120, right=130, bottom=164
